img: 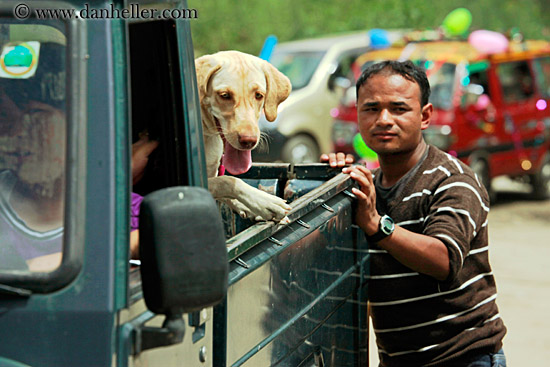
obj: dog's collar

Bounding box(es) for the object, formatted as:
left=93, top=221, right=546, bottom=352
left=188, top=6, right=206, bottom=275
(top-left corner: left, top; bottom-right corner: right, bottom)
left=218, top=162, right=225, bottom=176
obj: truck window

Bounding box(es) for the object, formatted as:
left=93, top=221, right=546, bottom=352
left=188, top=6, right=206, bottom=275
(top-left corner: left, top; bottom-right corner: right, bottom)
left=498, top=61, right=535, bottom=102
left=533, top=56, right=550, bottom=98
left=129, top=19, right=188, bottom=197
left=0, top=22, right=66, bottom=273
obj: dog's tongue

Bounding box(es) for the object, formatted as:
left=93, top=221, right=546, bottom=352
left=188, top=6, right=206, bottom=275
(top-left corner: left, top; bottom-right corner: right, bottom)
left=222, top=144, right=252, bottom=175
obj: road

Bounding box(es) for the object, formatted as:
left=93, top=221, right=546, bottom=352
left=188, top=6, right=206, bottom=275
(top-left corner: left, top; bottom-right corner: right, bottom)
left=369, top=177, right=550, bottom=366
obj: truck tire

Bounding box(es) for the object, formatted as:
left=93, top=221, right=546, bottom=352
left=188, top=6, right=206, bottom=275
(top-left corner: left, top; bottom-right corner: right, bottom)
left=530, top=154, right=550, bottom=200
left=281, top=134, right=320, bottom=164
left=470, top=159, right=496, bottom=203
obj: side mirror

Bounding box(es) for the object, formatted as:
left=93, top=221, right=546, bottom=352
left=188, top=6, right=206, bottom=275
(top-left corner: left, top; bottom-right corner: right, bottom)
left=139, top=186, right=228, bottom=315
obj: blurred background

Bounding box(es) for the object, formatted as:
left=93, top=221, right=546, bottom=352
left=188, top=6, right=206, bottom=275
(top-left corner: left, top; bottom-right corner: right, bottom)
left=188, top=2, right=550, bottom=366
left=188, top=0, right=550, bottom=57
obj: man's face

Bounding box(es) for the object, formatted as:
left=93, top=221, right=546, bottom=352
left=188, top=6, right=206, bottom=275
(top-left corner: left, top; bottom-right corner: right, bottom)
left=0, top=87, right=65, bottom=196
left=356, top=72, right=432, bottom=156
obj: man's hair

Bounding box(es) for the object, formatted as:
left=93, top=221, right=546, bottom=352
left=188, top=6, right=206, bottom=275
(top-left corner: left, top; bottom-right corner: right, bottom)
left=356, top=60, right=431, bottom=107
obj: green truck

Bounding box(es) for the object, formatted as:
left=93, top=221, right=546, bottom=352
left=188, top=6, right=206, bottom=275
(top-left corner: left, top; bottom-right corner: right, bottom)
left=0, top=1, right=370, bottom=366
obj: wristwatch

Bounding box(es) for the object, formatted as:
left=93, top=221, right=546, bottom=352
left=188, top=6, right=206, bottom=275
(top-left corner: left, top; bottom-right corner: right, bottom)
left=365, top=214, right=395, bottom=243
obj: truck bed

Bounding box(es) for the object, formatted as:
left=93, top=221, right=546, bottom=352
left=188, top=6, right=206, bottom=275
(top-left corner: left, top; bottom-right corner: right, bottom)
left=217, top=163, right=371, bottom=366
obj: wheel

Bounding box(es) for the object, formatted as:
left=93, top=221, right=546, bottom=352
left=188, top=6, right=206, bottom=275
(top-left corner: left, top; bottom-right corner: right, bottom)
left=530, top=154, right=550, bottom=200
left=470, top=159, right=496, bottom=203
left=281, top=134, right=320, bottom=164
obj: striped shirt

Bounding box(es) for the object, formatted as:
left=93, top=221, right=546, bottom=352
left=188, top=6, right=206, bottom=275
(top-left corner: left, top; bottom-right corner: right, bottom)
left=368, top=146, right=506, bottom=366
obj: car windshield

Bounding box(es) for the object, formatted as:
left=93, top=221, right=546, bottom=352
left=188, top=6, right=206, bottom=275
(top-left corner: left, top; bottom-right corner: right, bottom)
left=270, top=50, right=325, bottom=90
left=421, top=61, right=456, bottom=110
left=0, top=21, right=66, bottom=273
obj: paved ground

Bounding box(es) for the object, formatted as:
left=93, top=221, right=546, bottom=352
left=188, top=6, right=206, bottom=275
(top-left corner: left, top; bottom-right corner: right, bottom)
left=369, top=177, right=550, bottom=366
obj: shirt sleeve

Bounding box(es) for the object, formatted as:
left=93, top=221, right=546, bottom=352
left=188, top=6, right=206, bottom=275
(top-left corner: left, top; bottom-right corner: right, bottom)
left=130, top=192, right=144, bottom=231
left=422, top=173, right=490, bottom=283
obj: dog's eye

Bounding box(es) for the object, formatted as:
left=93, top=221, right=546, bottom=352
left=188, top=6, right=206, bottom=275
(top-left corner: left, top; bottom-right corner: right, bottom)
left=255, top=92, right=264, bottom=100
left=219, top=92, right=231, bottom=100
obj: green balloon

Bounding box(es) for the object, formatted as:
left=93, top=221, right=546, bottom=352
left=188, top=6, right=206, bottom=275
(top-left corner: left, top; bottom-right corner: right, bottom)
left=442, top=8, right=472, bottom=36
left=353, top=133, right=378, bottom=161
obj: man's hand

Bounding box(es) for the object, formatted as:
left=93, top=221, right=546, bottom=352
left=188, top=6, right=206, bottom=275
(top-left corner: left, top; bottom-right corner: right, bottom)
left=320, top=152, right=354, bottom=167
left=132, top=133, right=159, bottom=185
left=342, top=165, right=380, bottom=235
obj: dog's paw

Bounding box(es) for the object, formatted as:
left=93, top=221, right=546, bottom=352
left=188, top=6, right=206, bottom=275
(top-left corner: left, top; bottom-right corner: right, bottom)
left=245, top=190, right=291, bottom=222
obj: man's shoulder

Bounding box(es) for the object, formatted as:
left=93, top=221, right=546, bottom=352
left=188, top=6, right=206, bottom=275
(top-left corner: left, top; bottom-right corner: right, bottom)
left=425, top=146, right=477, bottom=178
left=423, top=146, right=489, bottom=202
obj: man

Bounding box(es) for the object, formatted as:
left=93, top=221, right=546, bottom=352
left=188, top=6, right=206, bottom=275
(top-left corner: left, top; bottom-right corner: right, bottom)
left=0, top=84, right=66, bottom=272
left=324, top=60, right=506, bottom=366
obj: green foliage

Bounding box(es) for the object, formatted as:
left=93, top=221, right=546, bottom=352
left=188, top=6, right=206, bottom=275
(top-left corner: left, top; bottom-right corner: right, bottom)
left=187, top=0, right=550, bottom=57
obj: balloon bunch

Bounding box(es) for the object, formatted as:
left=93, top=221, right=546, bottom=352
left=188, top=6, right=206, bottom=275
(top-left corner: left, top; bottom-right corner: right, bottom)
left=441, top=7, right=510, bottom=54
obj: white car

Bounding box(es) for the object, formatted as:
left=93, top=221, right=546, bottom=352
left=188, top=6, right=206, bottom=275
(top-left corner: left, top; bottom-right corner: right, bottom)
left=253, top=30, right=402, bottom=163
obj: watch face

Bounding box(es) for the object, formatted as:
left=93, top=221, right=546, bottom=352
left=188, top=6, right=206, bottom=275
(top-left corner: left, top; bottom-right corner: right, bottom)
left=381, top=216, right=395, bottom=235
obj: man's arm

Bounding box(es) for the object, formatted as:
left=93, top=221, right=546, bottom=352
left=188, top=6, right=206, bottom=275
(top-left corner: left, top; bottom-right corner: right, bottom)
left=344, top=165, right=450, bottom=281
left=374, top=225, right=450, bottom=281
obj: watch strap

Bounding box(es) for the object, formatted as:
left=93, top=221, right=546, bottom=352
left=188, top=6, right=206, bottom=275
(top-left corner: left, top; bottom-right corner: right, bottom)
left=365, top=214, right=394, bottom=243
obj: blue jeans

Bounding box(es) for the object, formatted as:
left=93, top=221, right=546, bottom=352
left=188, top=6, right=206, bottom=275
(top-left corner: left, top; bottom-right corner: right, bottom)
left=463, top=349, right=506, bottom=367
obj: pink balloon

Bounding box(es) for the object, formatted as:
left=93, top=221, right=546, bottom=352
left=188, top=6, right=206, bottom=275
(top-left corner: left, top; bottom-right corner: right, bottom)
left=468, top=30, right=509, bottom=54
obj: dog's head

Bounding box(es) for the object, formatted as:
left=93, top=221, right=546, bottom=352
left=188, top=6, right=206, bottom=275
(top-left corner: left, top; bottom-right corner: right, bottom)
left=195, top=51, right=291, bottom=174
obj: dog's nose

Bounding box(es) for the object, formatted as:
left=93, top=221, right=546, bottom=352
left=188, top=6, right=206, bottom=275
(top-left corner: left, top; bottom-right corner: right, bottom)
left=238, top=134, right=258, bottom=149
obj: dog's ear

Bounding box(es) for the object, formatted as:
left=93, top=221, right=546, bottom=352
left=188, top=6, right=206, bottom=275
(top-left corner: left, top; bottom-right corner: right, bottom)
left=195, top=55, right=222, bottom=102
left=261, top=61, right=291, bottom=122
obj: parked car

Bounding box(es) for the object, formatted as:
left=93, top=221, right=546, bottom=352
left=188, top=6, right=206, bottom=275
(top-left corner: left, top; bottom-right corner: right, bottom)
left=253, top=31, right=403, bottom=163
left=332, top=39, right=550, bottom=200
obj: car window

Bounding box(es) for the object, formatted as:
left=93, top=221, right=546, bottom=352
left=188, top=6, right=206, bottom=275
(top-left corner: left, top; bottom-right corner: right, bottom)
left=0, top=22, right=66, bottom=273
left=497, top=61, right=535, bottom=102
left=426, top=62, right=456, bottom=110
left=533, top=56, right=550, bottom=98
left=412, top=61, right=456, bottom=110
left=462, top=67, right=492, bottom=108
left=270, top=50, right=325, bottom=90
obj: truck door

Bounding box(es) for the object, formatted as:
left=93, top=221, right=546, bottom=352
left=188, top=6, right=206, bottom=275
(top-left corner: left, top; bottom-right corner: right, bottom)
left=494, top=60, right=540, bottom=176
left=119, top=14, right=217, bottom=367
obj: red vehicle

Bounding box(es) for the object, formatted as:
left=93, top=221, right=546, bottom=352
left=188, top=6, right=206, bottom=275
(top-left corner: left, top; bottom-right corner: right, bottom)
left=332, top=40, right=550, bottom=199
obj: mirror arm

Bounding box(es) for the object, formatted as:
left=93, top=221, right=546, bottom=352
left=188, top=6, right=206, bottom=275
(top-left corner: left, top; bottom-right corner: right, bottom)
left=133, top=312, right=186, bottom=355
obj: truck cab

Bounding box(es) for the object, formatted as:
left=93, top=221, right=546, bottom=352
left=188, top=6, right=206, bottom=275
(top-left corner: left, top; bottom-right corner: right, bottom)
left=0, top=1, right=370, bottom=366
left=332, top=39, right=550, bottom=200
